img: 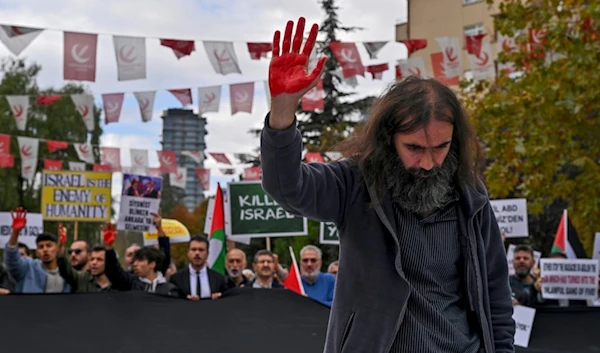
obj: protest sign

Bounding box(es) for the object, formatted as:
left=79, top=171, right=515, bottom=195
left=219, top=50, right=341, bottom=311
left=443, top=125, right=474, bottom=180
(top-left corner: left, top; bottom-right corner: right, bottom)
left=319, top=222, right=339, bottom=245
left=117, top=173, right=161, bottom=233
left=143, top=218, right=190, bottom=246
left=540, top=258, right=599, bottom=300
left=205, top=196, right=250, bottom=244
left=506, top=244, right=542, bottom=276
left=0, top=212, right=43, bottom=249
left=226, top=181, right=307, bottom=238
left=41, top=171, right=112, bottom=222
left=490, top=198, right=528, bottom=238
left=512, top=305, right=536, bottom=348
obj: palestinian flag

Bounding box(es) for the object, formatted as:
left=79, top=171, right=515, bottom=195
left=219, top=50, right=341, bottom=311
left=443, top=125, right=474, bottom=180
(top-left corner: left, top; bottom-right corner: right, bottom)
left=283, top=246, right=306, bottom=296
left=207, top=183, right=226, bottom=275
left=551, top=209, right=588, bottom=259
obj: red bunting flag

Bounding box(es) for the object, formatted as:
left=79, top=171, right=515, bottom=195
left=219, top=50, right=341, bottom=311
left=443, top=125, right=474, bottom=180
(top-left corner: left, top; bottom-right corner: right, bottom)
left=160, top=39, right=195, bottom=59
left=63, top=32, right=98, bottom=82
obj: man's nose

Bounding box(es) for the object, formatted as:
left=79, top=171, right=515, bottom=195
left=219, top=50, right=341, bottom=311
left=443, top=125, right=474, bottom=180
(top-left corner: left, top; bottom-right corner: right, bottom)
left=419, top=151, right=434, bottom=170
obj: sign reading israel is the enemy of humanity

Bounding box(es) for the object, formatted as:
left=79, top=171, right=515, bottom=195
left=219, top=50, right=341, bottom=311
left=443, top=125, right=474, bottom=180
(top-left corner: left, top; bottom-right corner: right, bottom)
left=226, top=181, right=307, bottom=238
left=320, top=222, right=339, bottom=245
left=490, top=198, right=529, bottom=238
left=41, top=171, right=112, bottom=222
left=117, top=173, right=162, bottom=233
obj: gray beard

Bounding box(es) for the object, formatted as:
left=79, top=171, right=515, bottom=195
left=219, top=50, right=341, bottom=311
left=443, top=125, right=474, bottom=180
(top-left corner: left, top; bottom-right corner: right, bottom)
left=383, top=145, right=459, bottom=215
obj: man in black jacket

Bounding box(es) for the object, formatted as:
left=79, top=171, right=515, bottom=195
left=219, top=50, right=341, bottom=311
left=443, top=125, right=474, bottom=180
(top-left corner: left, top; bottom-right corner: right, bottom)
left=0, top=262, right=16, bottom=295
left=169, top=235, right=228, bottom=300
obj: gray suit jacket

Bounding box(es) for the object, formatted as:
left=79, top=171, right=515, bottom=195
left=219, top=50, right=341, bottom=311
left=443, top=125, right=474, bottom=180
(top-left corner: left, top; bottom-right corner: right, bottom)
left=260, top=114, right=515, bottom=353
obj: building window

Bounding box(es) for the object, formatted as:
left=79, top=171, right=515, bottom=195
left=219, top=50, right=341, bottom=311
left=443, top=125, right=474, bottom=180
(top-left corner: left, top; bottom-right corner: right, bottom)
left=463, top=0, right=483, bottom=5
left=464, top=23, right=485, bottom=37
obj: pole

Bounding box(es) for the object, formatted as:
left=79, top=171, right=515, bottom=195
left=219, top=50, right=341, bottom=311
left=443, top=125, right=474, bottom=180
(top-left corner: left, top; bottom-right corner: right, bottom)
left=74, top=221, right=79, bottom=241
left=266, top=236, right=271, bottom=251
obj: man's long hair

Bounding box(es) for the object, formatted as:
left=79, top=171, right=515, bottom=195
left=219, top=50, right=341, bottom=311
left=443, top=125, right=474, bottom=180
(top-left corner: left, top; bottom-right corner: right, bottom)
left=335, top=77, right=484, bottom=202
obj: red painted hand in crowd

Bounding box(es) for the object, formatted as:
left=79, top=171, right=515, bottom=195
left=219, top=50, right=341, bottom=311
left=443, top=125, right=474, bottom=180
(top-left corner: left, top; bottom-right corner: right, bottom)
left=10, top=207, right=27, bottom=232
left=269, top=17, right=327, bottom=97
left=101, top=223, right=116, bottom=246
left=58, top=223, right=67, bottom=245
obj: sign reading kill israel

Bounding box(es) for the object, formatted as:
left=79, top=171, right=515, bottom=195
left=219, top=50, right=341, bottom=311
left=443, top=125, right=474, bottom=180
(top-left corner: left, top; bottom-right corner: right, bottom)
left=41, top=171, right=112, bottom=222
left=320, top=222, right=339, bottom=245
left=226, top=181, right=307, bottom=238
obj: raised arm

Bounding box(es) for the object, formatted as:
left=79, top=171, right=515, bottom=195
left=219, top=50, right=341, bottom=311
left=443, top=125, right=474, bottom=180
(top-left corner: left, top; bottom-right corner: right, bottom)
left=261, top=17, right=353, bottom=225
left=102, top=223, right=136, bottom=290
left=4, top=208, right=30, bottom=282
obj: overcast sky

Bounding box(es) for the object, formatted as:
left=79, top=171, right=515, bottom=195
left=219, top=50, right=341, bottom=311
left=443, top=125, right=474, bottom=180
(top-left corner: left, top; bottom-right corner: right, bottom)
left=0, top=0, right=407, bottom=210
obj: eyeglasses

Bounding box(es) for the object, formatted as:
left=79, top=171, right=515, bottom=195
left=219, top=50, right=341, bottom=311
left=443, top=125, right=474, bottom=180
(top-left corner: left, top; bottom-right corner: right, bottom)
left=68, top=249, right=82, bottom=255
left=302, top=258, right=318, bottom=263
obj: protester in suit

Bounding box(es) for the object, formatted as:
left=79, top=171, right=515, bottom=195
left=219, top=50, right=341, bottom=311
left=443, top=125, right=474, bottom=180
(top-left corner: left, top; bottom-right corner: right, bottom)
left=169, top=235, right=228, bottom=300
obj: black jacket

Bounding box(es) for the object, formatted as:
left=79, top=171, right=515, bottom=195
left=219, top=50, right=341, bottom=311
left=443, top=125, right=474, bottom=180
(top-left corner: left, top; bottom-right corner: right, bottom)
left=0, top=263, right=16, bottom=293
left=169, top=266, right=228, bottom=299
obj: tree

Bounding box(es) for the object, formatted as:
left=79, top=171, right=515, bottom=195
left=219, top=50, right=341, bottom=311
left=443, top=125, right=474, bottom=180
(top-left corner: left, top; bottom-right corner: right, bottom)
left=0, top=57, right=105, bottom=247
left=460, top=0, right=600, bottom=254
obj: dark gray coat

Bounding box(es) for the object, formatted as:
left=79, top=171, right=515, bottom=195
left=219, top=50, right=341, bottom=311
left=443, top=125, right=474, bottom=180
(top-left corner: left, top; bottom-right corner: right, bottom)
left=260, top=115, right=515, bottom=353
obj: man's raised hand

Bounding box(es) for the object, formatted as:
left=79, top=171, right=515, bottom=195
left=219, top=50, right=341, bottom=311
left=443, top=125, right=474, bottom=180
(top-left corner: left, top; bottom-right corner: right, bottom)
left=268, top=17, right=327, bottom=129
left=10, top=207, right=27, bottom=232
left=58, top=223, right=67, bottom=245
left=101, top=223, right=116, bottom=246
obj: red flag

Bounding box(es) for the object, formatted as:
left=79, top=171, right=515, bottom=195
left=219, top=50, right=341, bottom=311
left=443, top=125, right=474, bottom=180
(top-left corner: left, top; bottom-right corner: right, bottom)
left=247, top=43, right=272, bottom=60
left=465, top=34, right=486, bottom=57
left=47, top=140, right=69, bottom=153
left=209, top=152, right=231, bottom=165
left=44, top=159, right=63, bottom=170
left=243, top=166, right=262, bottom=181
left=431, top=52, right=459, bottom=86
left=366, top=63, right=389, bottom=80
left=395, top=65, right=402, bottom=80
left=168, top=89, right=193, bottom=106
left=160, top=39, right=195, bottom=59
left=305, top=152, right=324, bottom=163
left=0, top=134, right=10, bottom=155
left=102, top=93, right=124, bottom=124
left=329, top=42, right=365, bottom=78
left=401, top=39, right=428, bottom=55
left=93, top=164, right=113, bottom=172
left=282, top=246, right=306, bottom=296
left=157, top=150, right=177, bottom=173
left=0, top=154, right=14, bottom=168
left=63, top=32, right=97, bottom=82
left=100, top=147, right=121, bottom=171
left=195, top=168, right=211, bottom=191
left=36, top=95, right=62, bottom=106
left=301, top=80, right=324, bottom=111
left=229, top=82, right=254, bottom=115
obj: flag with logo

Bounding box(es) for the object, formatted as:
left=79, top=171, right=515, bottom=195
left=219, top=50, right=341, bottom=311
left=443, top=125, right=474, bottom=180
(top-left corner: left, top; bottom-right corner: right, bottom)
left=207, top=183, right=226, bottom=275
left=63, top=32, right=98, bottom=82
left=551, top=209, right=588, bottom=259
left=283, top=246, right=306, bottom=296
left=6, top=95, right=29, bottom=131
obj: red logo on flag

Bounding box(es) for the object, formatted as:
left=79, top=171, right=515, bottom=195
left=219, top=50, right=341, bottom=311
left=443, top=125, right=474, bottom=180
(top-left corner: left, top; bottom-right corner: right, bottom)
left=329, top=42, right=365, bottom=78
left=157, top=150, right=177, bottom=173
left=102, top=93, right=124, bottom=124
left=64, top=32, right=98, bottom=82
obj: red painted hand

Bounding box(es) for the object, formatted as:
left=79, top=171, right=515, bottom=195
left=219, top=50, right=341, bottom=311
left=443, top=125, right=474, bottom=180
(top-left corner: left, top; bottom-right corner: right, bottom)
left=10, top=207, right=27, bottom=232
left=101, top=223, right=116, bottom=246
left=58, top=223, right=67, bottom=245
left=269, top=17, right=327, bottom=97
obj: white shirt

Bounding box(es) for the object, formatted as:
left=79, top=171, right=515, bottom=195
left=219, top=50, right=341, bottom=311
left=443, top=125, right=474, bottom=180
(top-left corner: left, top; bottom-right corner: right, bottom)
left=189, top=264, right=211, bottom=298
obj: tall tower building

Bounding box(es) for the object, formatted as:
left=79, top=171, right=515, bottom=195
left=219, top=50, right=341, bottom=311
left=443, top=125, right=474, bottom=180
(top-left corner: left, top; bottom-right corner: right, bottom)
left=160, top=108, right=207, bottom=211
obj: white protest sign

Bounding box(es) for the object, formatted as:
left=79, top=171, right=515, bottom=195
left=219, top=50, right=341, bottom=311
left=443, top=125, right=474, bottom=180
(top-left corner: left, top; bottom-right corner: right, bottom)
left=490, top=198, right=528, bottom=238
left=506, top=244, right=542, bottom=276
left=0, top=212, right=43, bottom=249
left=117, top=173, right=161, bottom=233
left=540, top=258, right=599, bottom=300
left=319, top=222, right=339, bottom=245
left=593, top=232, right=600, bottom=260
left=512, top=305, right=536, bottom=348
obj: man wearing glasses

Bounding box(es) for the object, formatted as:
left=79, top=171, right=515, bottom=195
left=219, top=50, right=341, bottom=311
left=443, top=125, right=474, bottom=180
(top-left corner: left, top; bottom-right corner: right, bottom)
left=300, top=245, right=335, bottom=307
left=68, top=240, right=91, bottom=271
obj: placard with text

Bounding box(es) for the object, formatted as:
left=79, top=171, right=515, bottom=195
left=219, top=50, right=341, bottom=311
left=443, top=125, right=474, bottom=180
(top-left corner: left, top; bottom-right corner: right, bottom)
left=319, top=222, right=339, bottom=245
left=117, top=173, right=161, bottom=233
left=41, top=171, right=112, bottom=222
left=490, top=198, right=529, bottom=238
left=0, top=212, right=43, bottom=249
left=540, top=258, right=599, bottom=300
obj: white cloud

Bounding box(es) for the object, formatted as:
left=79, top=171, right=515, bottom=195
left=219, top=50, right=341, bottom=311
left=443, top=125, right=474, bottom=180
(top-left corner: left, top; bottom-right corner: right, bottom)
left=0, top=0, right=407, bottom=204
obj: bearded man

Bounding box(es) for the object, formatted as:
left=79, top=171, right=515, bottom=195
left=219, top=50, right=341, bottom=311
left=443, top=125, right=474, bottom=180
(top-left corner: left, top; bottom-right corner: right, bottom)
left=260, top=17, right=515, bottom=353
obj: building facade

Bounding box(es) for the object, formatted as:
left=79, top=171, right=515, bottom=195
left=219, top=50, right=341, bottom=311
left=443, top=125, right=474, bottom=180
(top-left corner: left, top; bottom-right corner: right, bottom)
left=161, top=108, right=207, bottom=211
left=396, top=0, right=502, bottom=80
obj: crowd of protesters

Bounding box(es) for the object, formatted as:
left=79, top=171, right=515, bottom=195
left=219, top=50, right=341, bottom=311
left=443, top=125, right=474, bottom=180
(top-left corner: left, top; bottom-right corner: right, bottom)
left=0, top=207, right=337, bottom=307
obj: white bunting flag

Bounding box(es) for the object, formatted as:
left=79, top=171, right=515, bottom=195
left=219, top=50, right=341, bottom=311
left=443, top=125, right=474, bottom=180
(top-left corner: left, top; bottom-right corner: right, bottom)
left=497, top=33, right=517, bottom=74
left=362, top=41, right=388, bottom=59
left=264, top=80, right=271, bottom=107
left=397, top=56, right=427, bottom=78
left=113, top=35, right=146, bottom=81
left=73, top=143, right=95, bottom=164
left=68, top=161, right=86, bottom=171
left=101, top=147, right=121, bottom=171
left=6, top=95, right=29, bottom=131
left=181, top=151, right=204, bottom=164
left=467, top=39, right=495, bottom=81
left=133, top=91, right=156, bottom=122
left=101, top=93, right=124, bottom=124
left=197, top=86, right=221, bottom=114
left=169, top=167, right=187, bottom=189
left=203, top=41, right=242, bottom=75
left=130, top=149, right=148, bottom=168
left=0, top=25, right=43, bottom=56
left=17, top=136, right=38, bottom=182
left=70, top=94, right=95, bottom=132
left=435, top=37, right=462, bottom=78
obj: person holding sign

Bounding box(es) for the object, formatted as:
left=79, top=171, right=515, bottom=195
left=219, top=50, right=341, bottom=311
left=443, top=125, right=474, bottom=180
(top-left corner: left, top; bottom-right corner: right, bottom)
left=3, top=207, right=71, bottom=293
left=260, top=18, right=514, bottom=353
